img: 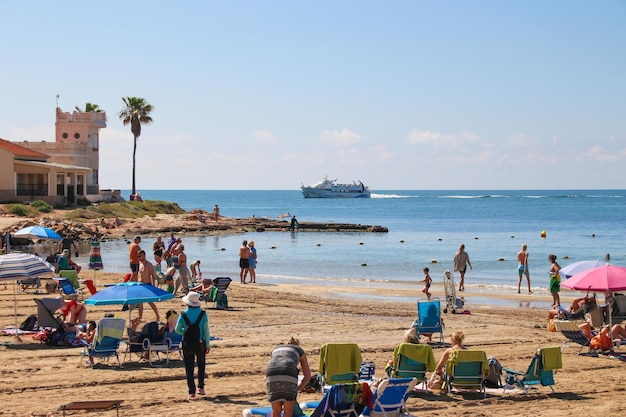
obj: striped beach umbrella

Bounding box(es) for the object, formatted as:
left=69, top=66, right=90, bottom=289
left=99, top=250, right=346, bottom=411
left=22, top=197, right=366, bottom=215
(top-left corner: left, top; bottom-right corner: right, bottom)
left=88, top=238, right=103, bottom=284
left=0, top=253, right=55, bottom=331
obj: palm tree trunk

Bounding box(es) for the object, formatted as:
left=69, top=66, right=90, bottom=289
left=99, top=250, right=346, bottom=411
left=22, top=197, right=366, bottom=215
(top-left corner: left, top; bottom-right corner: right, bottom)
left=132, top=135, right=137, bottom=195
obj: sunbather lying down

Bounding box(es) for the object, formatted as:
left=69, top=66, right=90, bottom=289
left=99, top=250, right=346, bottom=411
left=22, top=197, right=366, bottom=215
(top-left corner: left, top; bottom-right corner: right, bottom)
left=548, top=296, right=595, bottom=320
left=578, top=322, right=626, bottom=349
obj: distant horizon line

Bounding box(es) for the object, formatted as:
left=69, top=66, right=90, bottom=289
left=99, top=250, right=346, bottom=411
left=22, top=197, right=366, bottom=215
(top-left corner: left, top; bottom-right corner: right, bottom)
left=105, top=188, right=626, bottom=192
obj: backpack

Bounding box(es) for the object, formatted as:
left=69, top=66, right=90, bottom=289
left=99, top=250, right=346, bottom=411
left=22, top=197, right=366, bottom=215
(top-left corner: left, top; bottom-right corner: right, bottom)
left=181, top=310, right=206, bottom=355
left=486, top=356, right=502, bottom=388
left=19, top=314, right=38, bottom=331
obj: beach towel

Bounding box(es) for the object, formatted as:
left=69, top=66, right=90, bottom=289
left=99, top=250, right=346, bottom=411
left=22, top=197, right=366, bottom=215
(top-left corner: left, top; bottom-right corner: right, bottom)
left=446, top=349, right=489, bottom=375
left=540, top=347, right=562, bottom=371
left=394, top=343, right=436, bottom=371
left=319, top=343, right=362, bottom=380
left=96, top=318, right=125, bottom=343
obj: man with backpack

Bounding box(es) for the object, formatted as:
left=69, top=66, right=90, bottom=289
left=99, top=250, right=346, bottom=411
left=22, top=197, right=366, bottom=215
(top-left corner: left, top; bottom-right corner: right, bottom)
left=175, top=291, right=211, bottom=400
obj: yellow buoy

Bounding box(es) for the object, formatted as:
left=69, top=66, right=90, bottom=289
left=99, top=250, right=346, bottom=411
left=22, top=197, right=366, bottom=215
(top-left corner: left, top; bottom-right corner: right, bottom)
left=540, top=230, right=547, bottom=238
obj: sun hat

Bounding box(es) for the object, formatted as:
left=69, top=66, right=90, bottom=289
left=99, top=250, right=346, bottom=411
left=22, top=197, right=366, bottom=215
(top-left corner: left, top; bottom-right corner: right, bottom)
left=62, top=249, right=70, bottom=256
left=182, top=291, right=201, bottom=307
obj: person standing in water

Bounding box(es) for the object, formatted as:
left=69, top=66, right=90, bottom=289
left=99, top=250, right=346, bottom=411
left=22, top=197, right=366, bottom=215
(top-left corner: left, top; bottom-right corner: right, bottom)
left=453, top=244, right=472, bottom=291
left=517, top=244, right=532, bottom=293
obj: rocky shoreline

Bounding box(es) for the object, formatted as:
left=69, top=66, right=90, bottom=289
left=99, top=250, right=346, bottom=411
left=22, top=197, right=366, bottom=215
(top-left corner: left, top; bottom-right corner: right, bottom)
left=2, top=212, right=388, bottom=245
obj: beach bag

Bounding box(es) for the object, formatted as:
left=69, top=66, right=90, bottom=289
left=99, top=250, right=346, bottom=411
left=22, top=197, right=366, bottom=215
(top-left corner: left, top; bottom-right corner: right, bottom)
left=486, top=357, right=502, bottom=388
left=181, top=311, right=205, bottom=355
left=590, top=333, right=611, bottom=351
left=19, top=314, right=38, bottom=331
left=547, top=318, right=557, bottom=332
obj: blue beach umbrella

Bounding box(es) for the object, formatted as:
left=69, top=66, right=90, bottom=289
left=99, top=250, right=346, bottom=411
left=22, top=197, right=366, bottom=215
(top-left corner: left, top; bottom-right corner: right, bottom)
left=13, top=226, right=62, bottom=241
left=85, top=282, right=174, bottom=306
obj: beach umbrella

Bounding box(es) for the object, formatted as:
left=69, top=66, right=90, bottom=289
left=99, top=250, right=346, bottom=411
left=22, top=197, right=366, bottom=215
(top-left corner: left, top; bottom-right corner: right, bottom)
left=85, top=282, right=175, bottom=321
left=87, top=237, right=104, bottom=285
left=562, top=264, right=626, bottom=351
left=561, top=265, right=626, bottom=293
left=85, top=282, right=175, bottom=306
left=0, top=253, right=55, bottom=331
left=559, top=260, right=606, bottom=279
left=13, top=226, right=62, bottom=241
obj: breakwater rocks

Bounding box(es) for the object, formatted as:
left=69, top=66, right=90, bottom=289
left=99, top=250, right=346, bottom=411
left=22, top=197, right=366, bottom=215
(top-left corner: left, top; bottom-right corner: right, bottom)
left=3, top=214, right=388, bottom=245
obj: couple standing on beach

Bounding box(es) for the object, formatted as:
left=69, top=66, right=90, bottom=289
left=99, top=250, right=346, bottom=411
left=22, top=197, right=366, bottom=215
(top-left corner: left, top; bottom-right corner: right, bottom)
left=239, top=240, right=258, bottom=284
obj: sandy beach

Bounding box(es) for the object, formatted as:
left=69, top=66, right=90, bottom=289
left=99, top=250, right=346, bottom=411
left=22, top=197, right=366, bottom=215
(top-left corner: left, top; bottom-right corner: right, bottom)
left=1, top=269, right=625, bottom=417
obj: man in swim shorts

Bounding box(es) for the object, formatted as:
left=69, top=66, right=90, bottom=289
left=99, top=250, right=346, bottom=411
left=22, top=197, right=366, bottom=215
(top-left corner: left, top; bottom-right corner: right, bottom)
left=129, top=236, right=142, bottom=282
left=517, top=244, right=532, bottom=293
left=239, top=240, right=250, bottom=284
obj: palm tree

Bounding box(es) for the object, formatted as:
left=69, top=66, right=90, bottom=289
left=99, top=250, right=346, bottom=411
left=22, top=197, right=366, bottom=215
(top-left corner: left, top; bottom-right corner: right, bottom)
left=118, top=97, right=154, bottom=196
left=74, top=102, right=103, bottom=112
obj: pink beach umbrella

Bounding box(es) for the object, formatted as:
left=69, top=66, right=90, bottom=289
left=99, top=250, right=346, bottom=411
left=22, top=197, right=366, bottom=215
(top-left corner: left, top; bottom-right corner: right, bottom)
left=561, top=264, right=626, bottom=350
left=561, top=265, right=626, bottom=292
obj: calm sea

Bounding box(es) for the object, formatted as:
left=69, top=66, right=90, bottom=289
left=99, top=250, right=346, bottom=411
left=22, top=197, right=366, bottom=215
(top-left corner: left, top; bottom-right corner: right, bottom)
left=79, top=189, right=626, bottom=308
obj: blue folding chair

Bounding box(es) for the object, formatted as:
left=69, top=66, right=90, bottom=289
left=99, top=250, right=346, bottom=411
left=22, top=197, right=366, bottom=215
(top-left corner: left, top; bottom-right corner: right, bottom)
left=413, top=299, right=444, bottom=343
left=81, top=317, right=126, bottom=368
left=503, top=347, right=562, bottom=394
left=362, top=377, right=417, bottom=417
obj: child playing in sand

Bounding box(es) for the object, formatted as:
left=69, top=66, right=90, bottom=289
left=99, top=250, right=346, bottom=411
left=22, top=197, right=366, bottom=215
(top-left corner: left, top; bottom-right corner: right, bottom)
left=421, top=267, right=432, bottom=299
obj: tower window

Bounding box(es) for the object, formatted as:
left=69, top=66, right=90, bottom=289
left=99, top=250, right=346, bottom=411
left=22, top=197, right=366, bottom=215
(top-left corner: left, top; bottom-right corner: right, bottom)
left=62, top=133, right=68, bottom=139
left=74, top=133, right=80, bottom=139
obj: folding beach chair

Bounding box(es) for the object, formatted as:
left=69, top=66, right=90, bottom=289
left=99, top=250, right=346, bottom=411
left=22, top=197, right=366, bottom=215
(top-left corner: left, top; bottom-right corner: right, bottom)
left=304, top=382, right=373, bottom=417
left=553, top=320, right=591, bottom=354
left=362, top=377, right=417, bottom=417
left=503, top=347, right=562, bottom=394
left=444, top=350, right=489, bottom=398
left=82, top=317, right=126, bottom=368
left=413, top=299, right=444, bottom=343
left=55, top=277, right=80, bottom=299
left=386, top=343, right=436, bottom=390
left=18, top=277, right=42, bottom=293
left=318, top=343, right=363, bottom=391
left=213, top=277, right=232, bottom=309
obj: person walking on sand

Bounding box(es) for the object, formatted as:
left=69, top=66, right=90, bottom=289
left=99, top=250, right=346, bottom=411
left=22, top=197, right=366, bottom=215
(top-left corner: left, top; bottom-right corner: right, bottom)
left=175, top=292, right=210, bottom=400
left=239, top=240, right=250, bottom=284
left=129, top=236, right=142, bottom=282
left=453, top=244, right=472, bottom=291
left=137, top=250, right=161, bottom=322
left=548, top=254, right=561, bottom=307
left=517, top=244, right=532, bottom=293
left=247, top=241, right=257, bottom=284
left=421, top=267, right=432, bottom=299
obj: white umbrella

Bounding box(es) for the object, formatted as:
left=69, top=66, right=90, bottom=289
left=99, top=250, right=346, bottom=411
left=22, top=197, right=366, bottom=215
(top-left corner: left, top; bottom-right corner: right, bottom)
left=0, top=253, right=55, bottom=331
left=559, top=260, right=606, bottom=278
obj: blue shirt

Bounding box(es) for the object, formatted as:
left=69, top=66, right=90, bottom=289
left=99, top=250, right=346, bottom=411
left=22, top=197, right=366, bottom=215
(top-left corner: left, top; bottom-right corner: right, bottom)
left=175, top=306, right=211, bottom=347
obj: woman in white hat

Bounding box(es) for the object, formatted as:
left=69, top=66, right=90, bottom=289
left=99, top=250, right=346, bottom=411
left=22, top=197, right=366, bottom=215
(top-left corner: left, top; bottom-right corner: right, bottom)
left=175, top=292, right=211, bottom=400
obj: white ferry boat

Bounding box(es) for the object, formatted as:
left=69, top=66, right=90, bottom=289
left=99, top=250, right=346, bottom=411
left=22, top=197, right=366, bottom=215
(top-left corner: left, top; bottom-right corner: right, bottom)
left=300, top=176, right=371, bottom=198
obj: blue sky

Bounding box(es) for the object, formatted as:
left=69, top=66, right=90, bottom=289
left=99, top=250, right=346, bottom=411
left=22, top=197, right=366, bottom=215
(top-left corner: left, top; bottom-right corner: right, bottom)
left=1, top=1, right=624, bottom=190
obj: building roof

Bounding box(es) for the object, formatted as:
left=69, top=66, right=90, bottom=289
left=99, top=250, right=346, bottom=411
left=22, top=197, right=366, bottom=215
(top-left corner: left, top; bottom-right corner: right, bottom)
left=0, top=137, right=50, bottom=160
